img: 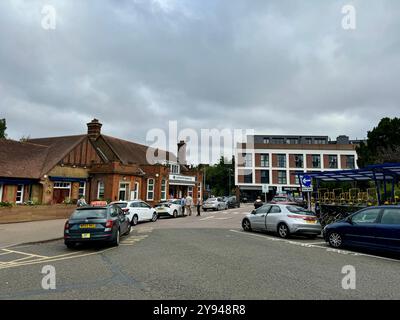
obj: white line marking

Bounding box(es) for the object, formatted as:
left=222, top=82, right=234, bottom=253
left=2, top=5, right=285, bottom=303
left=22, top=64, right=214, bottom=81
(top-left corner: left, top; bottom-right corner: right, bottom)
left=215, top=217, right=233, bottom=220
left=200, top=216, right=215, bottom=221
left=229, top=230, right=400, bottom=263
left=2, top=249, right=48, bottom=259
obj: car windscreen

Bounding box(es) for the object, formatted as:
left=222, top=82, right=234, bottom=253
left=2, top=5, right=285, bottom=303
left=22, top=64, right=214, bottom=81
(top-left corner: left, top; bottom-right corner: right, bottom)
left=70, top=209, right=107, bottom=219
left=207, top=198, right=217, bottom=202
left=286, top=206, right=315, bottom=216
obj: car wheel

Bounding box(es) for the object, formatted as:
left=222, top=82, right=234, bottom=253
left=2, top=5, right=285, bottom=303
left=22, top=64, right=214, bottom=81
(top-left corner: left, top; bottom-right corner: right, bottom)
left=124, top=225, right=131, bottom=236
left=65, top=242, right=75, bottom=249
left=131, top=215, right=138, bottom=226
left=242, top=219, right=252, bottom=232
left=173, top=210, right=178, bottom=218
left=151, top=212, right=158, bottom=222
left=277, top=223, right=290, bottom=239
left=328, top=232, right=343, bottom=248
left=112, top=229, right=120, bottom=247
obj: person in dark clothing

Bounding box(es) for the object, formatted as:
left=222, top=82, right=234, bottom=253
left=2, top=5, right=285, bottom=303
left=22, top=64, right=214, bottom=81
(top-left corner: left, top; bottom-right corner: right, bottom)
left=254, top=196, right=264, bottom=209
left=196, top=198, right=202, bottom=216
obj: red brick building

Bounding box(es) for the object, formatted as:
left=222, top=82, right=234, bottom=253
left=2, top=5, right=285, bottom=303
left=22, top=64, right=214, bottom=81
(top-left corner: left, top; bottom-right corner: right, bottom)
left=0, top=119, right=204, bottom=206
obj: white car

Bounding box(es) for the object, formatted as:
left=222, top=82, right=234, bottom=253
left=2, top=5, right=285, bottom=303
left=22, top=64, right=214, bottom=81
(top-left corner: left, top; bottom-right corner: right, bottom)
left=110, top=200, right=157, bottom=226
left=202, top=197, right=227, bottom=211
left=155, top=199, right=184, bottom=218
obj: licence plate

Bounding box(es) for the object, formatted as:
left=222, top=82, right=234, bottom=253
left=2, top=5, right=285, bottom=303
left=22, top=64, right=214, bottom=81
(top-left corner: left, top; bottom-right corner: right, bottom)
left=80, top=224, right=96, bottom=229
left=81, top=233, right=91, bottom=239
left=306, top=220, right=317, bottom=224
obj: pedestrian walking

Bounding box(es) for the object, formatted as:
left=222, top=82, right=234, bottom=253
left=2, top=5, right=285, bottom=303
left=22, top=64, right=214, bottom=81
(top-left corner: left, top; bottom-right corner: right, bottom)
left=185, top=194, right=193, bottom=216
left=196, top=198, right=202, bottom=216
left=181, top=196, right=186, bottom=215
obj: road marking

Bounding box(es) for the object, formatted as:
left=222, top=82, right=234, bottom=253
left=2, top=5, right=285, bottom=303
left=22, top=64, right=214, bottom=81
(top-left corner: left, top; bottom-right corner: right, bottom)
left=229, top=230, right=400, bottom=263
left=1, top=249, right=48, bottom=259
left=200, top=216, right=215, bottom=221
left=215, top=217, right=233, bottom=220
left=0, top=251, right=13, bottom=256
left=0, top=247, right=114, bottom=270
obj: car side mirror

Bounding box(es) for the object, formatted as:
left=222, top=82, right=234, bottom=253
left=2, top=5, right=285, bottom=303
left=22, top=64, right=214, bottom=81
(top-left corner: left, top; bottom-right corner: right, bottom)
left=346, top=217, right=353, bottom=224
left=251, top=210, right=256, bottom=214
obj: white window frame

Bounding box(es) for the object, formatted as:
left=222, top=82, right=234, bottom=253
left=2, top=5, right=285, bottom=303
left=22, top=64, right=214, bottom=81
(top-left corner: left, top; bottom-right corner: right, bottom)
left=118, top=182, right=130, bottom=201
left=0, top=184, right=3, bottom=202
left=147, top=179, right=154, bottom=201
left=131, top=182, right=140, bottom=200
left=160, top=179, right=167, bottom=201
left=97, top=181, right=105, bottom=199
left=188, top=186, right=193, bottom=197
left=78, top=182, right=86, bottom=198
left=197, top=183, right=202, bottom=201
left=16, top=184, right=24, bottom=204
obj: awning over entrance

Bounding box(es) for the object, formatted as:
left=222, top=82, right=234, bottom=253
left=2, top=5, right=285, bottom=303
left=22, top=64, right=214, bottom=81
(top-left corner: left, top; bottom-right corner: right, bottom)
left=49, top=176, right=88, bottom=182
left=0, top=178, right=38, bottom=185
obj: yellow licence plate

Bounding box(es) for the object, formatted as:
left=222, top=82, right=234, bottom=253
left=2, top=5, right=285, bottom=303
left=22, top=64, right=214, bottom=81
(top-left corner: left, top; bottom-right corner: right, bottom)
left=306, top=220, right=317, bottom=224
left=81, top=233, right=91, bottom=239
left=80, top=224, right=96, bottom=229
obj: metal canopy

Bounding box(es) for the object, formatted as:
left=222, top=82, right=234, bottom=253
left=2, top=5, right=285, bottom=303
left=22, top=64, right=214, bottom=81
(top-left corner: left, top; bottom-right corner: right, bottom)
left=293, top=163, right=400, bottom=205
left=294, top=163, right=400, bottom=182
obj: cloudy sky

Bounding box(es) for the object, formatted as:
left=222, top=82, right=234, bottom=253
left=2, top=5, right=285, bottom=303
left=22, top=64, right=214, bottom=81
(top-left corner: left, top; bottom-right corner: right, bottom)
left=0, top=0, right=399, bottom=163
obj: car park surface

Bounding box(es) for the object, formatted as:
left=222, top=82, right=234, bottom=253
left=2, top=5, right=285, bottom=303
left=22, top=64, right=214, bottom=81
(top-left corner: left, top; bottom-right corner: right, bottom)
left=2, top=204, right=400, bottom=300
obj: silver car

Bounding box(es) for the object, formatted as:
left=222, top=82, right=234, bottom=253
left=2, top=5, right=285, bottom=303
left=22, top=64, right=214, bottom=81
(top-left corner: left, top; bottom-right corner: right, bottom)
left=242, top=204, right=322, bottom=239
left=202, top=197, right=227, bottom=211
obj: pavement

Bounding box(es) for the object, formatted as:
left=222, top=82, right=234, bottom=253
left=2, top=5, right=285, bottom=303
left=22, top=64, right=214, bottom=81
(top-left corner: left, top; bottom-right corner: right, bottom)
left=0, top=219, right=66, bottom=249
left=1, top=204, right=400, bottom=299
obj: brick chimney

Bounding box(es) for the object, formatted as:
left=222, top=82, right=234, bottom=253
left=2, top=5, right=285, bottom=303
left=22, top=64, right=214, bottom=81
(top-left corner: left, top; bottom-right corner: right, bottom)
left=177, top=140, right=187, bottom=165
left=87, top=119, right=102, bottom=140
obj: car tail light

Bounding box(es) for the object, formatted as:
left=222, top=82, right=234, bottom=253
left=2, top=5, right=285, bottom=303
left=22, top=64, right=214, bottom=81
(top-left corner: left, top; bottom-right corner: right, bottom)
left=105, top=220, right=113, bottom=228
left=122, top=208, right=129, bottom=213
left=64, top=221, right=69, bottom=230
left=287, top=214, right=315, bottom=221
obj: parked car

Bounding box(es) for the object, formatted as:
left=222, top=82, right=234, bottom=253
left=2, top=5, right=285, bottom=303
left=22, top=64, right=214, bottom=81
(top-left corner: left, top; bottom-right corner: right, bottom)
left=323, top=206, right=400, bottom=252
left=109, top=200, right=157, bottom=226
left=155, top=199, right=184, bottom=218
left=224, top=196, right=241, bottom=209
left=64, top=205, right=131, bottom=248
left=202, top=197, right=227, bottom=211
left=270, top=194, right=298, bottom=205
left=242, top=204, right=321, bottom=238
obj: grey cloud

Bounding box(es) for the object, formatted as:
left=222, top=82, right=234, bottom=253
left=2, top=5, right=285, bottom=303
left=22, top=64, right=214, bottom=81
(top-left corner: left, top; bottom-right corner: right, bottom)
left=0, top=0, right=399, bottom=162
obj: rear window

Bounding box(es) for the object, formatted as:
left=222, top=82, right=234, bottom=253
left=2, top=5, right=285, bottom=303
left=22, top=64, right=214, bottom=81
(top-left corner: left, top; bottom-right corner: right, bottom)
left=71, top=209, right=107, bottom=219
left=286, top=206, right=315, bottom=216
left=114, top=203, right=127, bottom=208
left=273, top=197, right=287, bottom=202
left=207, top=198, right=217, bottom=202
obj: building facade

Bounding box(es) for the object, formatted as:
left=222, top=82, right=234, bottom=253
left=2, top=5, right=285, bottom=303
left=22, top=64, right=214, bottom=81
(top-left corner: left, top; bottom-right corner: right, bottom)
left=235, top=135, right=359, bottom=201
left=0, top=119, right=204, bottom=206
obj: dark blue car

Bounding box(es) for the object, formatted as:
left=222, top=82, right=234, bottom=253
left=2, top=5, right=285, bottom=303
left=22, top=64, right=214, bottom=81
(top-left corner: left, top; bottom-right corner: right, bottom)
left=323, top=206, right=400, bottom=252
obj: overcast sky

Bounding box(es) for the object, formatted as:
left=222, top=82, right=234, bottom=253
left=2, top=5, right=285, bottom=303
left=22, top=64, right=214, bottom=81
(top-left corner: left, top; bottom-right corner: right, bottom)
left=0, top=0, right=399, bottom=163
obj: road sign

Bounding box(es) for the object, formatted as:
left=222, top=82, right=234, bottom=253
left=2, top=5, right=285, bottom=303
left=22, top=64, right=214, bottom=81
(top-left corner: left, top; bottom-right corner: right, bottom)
left=301, top=175, right=312, bottom=187
left=262, top=184, right=269, bottom=193
left=302, top=186, right=313, bottom=192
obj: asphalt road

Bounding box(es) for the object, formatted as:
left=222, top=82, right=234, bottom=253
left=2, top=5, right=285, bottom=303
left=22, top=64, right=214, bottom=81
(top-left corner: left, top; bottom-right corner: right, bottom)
left=1, top=204, right=400, bottom=300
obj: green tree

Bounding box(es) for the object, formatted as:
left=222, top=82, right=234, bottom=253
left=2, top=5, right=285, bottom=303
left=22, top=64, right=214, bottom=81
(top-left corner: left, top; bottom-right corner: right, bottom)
left=0, top=118, right=6, bottom=138
left=205, top=156, right=235, bottom=197
left=357, top=117, right=400, bottom=167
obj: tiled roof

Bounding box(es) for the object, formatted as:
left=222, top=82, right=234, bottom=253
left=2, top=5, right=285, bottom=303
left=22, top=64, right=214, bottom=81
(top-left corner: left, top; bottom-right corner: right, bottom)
left=102, top=135, right=177, bottom=165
